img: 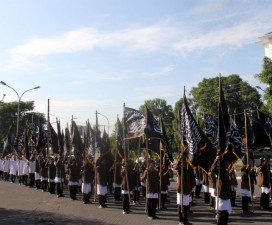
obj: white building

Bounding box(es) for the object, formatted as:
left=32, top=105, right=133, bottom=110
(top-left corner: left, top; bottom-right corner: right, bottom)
left=257, top=32, right=272, bottom=59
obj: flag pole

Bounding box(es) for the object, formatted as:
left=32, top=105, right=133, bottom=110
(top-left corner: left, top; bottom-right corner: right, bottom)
left=123, top=103, right=131, bottom=204
left=159, top=137, right=162, bottom=210
left=145, top=136, right=149, bottom=213
left=113, top=115, right=118, bottom=189
left=216, top=74, right=222, bottom=218
left=94, top=110, right=98, bottom=202
left=137, top=136, right=141, bottom=204
left=47, top=99, right=50, bottom=157
left=244, top=110, right=254, bottom=213
left=177, top=87, right=186, bottom=212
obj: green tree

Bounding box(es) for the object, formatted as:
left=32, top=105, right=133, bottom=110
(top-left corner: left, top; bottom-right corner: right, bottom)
left=190, top=74, right=262, bottom=128
left=256, top=56, right=272, bottom=114
left=139, top=98, right=175, bottom=149
left=0, top=101, right=46, bottom=142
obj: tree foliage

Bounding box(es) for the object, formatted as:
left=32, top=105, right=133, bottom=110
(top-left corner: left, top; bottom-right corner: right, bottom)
left=190, top=74, right=262, bottom=129
left=256, top=56, right=272, bottom=114
left=139, top=98, right=175, bottom=149
left=0, top=101, right=46, bottom=143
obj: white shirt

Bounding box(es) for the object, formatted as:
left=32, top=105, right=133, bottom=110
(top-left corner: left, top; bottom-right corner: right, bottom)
left=29, top=161, right=36, bottom=173
left=3, top=160, right=9, bottom=172
left=10, top=160, right=18, bottom=175
left=0, top=159, right=4, bottom=171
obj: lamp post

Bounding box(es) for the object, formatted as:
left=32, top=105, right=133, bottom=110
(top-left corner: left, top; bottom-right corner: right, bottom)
left=0, top=93, right=6, bottom=103
left=97, top=111, right=110, bottom=135
left=256, top=85, right=265, bottom=92
left=0, top=81, right=40, bottom=135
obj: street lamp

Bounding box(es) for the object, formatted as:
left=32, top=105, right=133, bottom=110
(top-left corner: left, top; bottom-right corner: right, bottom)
left=0, top=81, right=40, bottom=135
left=0, top=93, right=6, bottom=103
left=97, top=111, right=110, bottom=135
left=256, top=86, right=265, bottom=92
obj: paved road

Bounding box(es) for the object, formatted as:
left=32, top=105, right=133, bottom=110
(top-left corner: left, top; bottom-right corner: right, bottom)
left=0, top=175, right=271, bottom=225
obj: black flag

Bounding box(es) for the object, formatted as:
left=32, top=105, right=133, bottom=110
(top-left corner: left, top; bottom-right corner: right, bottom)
left=71, top=121, right=83, bottom=159
left=180, top=94, right=217, bottom=173
left=56, top=119, right=64, bottom=156
left=227, top=118, right=245, bottom=159
left=204, top=114, right=218, bottom=146
left=116, top=117, right=124, bottom=161
left=124, top=106, right=146, bottom=139
left=144, top=107, right=164, bottom=140
left=247, top=113, right=272, bottom=148
left=49, top=122, right=59, bottom=154
left=218, top=79, right=229, bottom=155
left=256, top=110, right=272, bottom=146
left=159, top=117, right=173, bottom=162
left=37, top=123, right=48, bottom=158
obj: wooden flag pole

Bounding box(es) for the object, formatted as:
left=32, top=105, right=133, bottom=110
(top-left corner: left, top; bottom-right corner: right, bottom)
left=216, top=74, right=222, bottom=218
left=113, top=116, right=118, bottom=189
left=177, top=87, right=186, bottom=213
left=94, top=111, right=98, bottom=202
left=123, top=103, right=131, bottom=204
left=159, top=141, right=162, bottom=210
left=145, top=137, right=149, bottom=213
left=47, top=99, right=50, bottom=157
left=244, top=110, right=254, bottom=213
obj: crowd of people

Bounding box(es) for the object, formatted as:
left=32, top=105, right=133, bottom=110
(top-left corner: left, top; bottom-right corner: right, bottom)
left=0, top=153, right=271, bottom=225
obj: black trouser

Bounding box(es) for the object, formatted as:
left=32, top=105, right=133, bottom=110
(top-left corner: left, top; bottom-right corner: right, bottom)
left=147, top=198, right=157, bottom=217
left=35, top=179, right=41, bottom=189
left=69, top=185, right=77, bottom=199
left=210, top=194, right=215, bottom=209
left=123, top=194, right=130, bottom=212
left=4, top=172, right=9, bottom=181
left=217, top=210, right=229, bottom=225
left=114, top=187, right=121, bottom=201
left=0, top=171, right=3, bottom=180
left=48, top=181, right=55, bottom=194
left=28, top=173, right=35, bottom=187
left=83, top=193, right=91, bottom=203
left=98, top=195, right=106, bottom=207
left=204, top=192, right=210, bottom=204
left=242, top=196, right=250, bottom=212
left=195, top=184, right=202, bottom=197
left=261, top=193, right=271, bottom=209
left=56, top=182, right=64, bottom=196
left=11, top=174, right=16, bottom=183
left=23, top=175, right=28, bottom=186
left=18, top=175, right=23, bottom=184
left=178, top=205, right=189, bottom=223
left=142, top=186, right=146, bottom=198
left=41, top=180, right=48, bottom=191
left=260, top=192, right=265, bottom=208
left=231, top=191, right=236, bottom=206
left=133, top=189, right=140, bottom=202
left=161, top=193, right=167, bottom=208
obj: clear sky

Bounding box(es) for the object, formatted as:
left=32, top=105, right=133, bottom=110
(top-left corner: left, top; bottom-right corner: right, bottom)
left=0, top=0, right=271, bottom=133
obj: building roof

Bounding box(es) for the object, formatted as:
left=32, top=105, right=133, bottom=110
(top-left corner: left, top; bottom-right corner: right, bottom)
left=257, top=32, right=272, bottom=45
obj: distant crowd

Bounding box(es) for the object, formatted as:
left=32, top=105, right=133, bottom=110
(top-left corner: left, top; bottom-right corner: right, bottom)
left=0, top=153, right=271, bottom=225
